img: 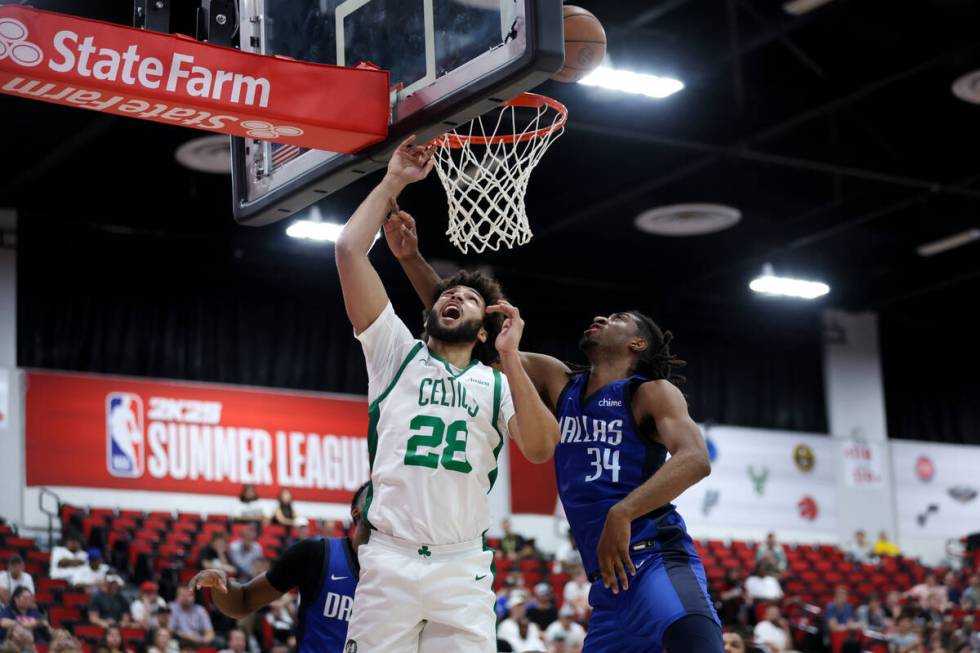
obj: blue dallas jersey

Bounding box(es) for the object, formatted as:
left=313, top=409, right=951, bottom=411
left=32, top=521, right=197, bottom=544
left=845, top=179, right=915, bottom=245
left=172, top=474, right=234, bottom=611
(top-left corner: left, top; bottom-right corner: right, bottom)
left=554, top=373, right=672, bottom=576
left=296, top=537, right=358, bottom=653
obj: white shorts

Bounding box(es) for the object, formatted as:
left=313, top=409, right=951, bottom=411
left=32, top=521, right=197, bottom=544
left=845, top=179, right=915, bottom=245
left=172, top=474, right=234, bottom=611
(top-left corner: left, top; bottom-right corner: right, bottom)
left=345, top=531, right=497, bottom=653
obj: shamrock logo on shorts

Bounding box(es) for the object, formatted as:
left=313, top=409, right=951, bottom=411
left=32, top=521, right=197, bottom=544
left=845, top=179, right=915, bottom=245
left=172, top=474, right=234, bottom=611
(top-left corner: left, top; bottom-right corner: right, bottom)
left=418, top=545, right=431, bottom=558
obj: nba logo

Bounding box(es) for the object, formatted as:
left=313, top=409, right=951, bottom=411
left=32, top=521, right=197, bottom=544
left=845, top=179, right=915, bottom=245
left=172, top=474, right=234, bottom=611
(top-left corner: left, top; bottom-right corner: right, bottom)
left=106, top=393, right=145, bottom=478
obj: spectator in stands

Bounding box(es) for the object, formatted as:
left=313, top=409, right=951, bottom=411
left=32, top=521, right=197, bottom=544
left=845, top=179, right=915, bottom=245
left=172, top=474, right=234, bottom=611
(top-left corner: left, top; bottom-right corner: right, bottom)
left=88, top=575, right=132, bottom=629
left=847, top=530, right=875, bottom=564
left=168, top=588, right=214, bottom=647
left=561, top=564, right=591, bottom=621
left=200, top=532, right=237, bottom=576
left=229, top=526, right=264, bottom=580
left=499, top=519, right=535, bottom=561
left=73, top=549, right=109, bottom=590
left=873, top=531, right=901, bottom=558
left=753, top=605, right=793, bottom=653
left=889, top=614, right=920, bottom=653
left=130, top=581, right=167, bottom=629
left=152, top=605, right=171, bottom=632
left=1, top=624, right=36, bottom=653
left=916, top=592, right=946, bottom=626
left=96, top=626, right=131, bottom=653
left=235, top=485, right=264, bottom=523
left=745, top=560, right=784, bottom=603
left=147, top=627, right=178, bottom=653
left=722, top=631, right=745, bottom=653
left=857, top=592, right=888, bottom=631
left=553, top=533, right=582, bottom=575
left=0, top=557, right=34, bottom=607
left=271, top=489, right=298, bottom=527
left=756, top=533, right=788, bottom=573
left=218, top=627, right=247, bottom=653
left=825, top=585, right=861, bottom=635
left=526, top=583, right=558, bottom=632
left=944, top=571, right=962, bottom=605
left=49, top=533, right=87, bottom=585
left=284, top=518, right=310, bottom=549
left=544, top=604, right=585, bottom=653
left=48, top=628, right=81, bottom=653
left=884, top=590, right=904, bottom=624
left=0, top=588, right=47, bottom=643
left=962, top=573, right=979, bottom=607
left=948, top=615, right=975, bottom=652
left=717, top=568, right=747, bottom=626
left=249, top=558, right=272, bottom=578
left=497, top=594, right=545, bottom=653
left=264, top=596, right=296, bottom=647
left=908, top=573, right=949, bottom=611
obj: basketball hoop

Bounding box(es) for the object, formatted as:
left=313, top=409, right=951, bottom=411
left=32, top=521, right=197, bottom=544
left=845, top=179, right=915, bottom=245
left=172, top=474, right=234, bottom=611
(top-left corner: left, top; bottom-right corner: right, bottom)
left=431, top=93, right=567, bottom=254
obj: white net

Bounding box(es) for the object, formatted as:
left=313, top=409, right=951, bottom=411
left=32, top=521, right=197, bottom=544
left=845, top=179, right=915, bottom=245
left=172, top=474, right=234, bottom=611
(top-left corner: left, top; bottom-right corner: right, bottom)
left=432, top=95, right=566, bottom=254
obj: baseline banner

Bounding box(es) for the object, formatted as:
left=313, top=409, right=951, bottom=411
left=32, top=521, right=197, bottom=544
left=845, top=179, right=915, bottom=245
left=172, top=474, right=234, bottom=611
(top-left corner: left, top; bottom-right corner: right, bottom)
left=892, top=440, right=980, bottom=539
left=25, top=371, right=370, bottom=502
left=0, top=6, right=389, bottom=152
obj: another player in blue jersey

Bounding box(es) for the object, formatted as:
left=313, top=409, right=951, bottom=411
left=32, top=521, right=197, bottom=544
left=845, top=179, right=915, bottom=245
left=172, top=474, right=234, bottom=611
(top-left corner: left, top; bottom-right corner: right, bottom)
left=387, top=211, right=723, bottom=653
left=189, top=483, right=370, bottom=653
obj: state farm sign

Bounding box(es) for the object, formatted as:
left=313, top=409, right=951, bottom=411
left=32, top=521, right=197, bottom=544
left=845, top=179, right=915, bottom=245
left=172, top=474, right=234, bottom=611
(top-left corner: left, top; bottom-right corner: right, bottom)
left=0, top=6, right=388, bottom=153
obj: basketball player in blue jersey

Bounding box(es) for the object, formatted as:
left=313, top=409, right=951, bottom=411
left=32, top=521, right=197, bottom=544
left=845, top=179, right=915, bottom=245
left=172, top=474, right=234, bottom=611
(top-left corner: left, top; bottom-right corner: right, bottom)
left=188, top=483, right=370, bottom=653
left=387, top=212, right=724, bottom=653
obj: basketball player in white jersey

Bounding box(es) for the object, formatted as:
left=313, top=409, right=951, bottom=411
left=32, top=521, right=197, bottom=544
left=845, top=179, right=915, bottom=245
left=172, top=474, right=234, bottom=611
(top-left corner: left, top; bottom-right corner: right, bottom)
left=335, top=135, right=561, bottom=653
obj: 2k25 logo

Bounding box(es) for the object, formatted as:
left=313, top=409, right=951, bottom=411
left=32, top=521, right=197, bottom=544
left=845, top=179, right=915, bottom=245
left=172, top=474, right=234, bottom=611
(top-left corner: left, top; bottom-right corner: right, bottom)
left=0, top=18, right=43, bottom=67
left=106, top=393, right=145, bottom=478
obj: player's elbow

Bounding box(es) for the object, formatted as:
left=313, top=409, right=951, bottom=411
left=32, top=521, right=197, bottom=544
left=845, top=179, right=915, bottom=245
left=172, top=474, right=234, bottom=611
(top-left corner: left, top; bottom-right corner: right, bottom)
left=519, top=436, right=556, bottom=464
left=694, top=451, right=711, bottom=480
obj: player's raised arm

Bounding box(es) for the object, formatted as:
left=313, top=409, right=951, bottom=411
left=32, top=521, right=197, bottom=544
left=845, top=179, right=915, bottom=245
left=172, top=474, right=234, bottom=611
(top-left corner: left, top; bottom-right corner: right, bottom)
left=386, top=216, right=571, bottom=406
left=487, top=300, right=561, bottom=463
left=336, top=136, right=435, bottom=333
left=596, top=380, right=710, bottom=594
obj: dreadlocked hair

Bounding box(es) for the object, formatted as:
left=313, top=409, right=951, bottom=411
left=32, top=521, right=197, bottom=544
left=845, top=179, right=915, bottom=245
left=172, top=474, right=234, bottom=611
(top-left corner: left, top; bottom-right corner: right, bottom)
left=427, top=270, right=505, bottom=366
left=626, top=310, right=687, bottom=386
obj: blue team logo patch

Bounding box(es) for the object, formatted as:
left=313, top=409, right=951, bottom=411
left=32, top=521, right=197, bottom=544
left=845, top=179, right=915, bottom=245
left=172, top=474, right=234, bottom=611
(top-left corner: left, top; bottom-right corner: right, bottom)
left=105, top=393, right=145, bottom=478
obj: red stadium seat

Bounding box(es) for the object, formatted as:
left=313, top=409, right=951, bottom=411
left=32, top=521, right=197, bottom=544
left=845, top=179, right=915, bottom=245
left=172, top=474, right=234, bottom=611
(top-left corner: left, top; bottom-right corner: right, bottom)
left=147, top=511, right=173, bottom=521
left=177, top=512, right=203, bottom=522
left=26, top=550, right=50, bottom=564
left=113, top=518, right=138, bottom=531
left=120, top=628, right=146, bottom=644
left=39, top=578, right=69, bottom=594
left=118, top=510, right=145, bottom=519
left=34, top=591, right=54, bottom=605
left=74, top=625, right=106, bottom=641
left=48, top=607, right=81, bottom=628
left=62, top=592, right=90, bottom=609
left=88, top=508, right=115, bottom=519
left=205, top=514, right=230, bottom=523
left=142, top=519, right=168, bottom=532
left=5, top=536, right=34, bottom=549
left=159, top=543, right=186, bottom=558
left=172, top=521, right=197, bottom=533
left=201, top=522, right=228, bottom=534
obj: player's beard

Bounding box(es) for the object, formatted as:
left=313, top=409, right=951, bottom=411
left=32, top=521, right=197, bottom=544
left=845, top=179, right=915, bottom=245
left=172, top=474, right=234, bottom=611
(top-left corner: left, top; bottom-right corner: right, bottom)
left=425, top=308, right=484, bottom=344
left=578, top=334, right=598, bottom=351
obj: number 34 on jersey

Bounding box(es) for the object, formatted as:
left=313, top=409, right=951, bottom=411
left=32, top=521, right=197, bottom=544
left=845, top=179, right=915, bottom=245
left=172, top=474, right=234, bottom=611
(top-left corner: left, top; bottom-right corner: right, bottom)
left=560, top=415, right=623, bottom=484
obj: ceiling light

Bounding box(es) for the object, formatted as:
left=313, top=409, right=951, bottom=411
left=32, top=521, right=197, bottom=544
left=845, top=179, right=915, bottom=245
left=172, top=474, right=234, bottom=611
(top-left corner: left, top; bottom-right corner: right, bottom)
left=750, top=264, right=830, bottom=300
left=916, top=228, right=980, bottom=257
left=782, top=0, right=836, bottom=16
left=285, top=206, right=379, bottom=243
left=174, top=135, right=231, bottom=174
left=578, top=66, right=684, bottom=99
left=634, top=203, right=741, bottom=236
left=952, top=70, right=980, bottom=105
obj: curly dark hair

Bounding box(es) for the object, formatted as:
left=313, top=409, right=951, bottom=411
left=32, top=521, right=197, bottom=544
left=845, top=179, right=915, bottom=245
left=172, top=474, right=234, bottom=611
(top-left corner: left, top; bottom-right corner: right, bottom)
left=625, top=310, right=687, bottom=386
left=426, top=270, right=505, bottom=366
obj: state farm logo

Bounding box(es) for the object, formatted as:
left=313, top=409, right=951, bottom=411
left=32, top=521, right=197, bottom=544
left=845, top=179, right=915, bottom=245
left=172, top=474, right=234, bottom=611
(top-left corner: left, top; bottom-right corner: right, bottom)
left=241, top=120, right=304, bottom=140
left=0, top=18, right=42, bottom=67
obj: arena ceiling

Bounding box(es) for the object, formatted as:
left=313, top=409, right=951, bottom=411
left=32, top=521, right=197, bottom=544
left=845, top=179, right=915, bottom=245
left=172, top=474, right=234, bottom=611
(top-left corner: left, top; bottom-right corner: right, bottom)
left=3, top=0, right=980, bottom=325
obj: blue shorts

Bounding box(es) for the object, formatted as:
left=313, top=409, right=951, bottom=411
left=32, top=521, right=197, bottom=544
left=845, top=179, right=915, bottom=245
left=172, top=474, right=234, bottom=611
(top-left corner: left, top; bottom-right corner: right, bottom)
left=582, top=512, right=721, bottom=653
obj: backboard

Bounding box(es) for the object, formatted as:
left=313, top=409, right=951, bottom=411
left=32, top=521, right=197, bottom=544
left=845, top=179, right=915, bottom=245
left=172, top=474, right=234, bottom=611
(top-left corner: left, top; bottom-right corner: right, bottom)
left=232, top=0, right=563, bottom=226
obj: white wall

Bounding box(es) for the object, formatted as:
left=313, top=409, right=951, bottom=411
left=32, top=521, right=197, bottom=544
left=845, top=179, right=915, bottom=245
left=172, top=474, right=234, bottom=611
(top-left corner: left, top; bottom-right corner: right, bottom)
left=0, top=228, right=25, bottom=527
left=823, top=309, right=898, bottom=550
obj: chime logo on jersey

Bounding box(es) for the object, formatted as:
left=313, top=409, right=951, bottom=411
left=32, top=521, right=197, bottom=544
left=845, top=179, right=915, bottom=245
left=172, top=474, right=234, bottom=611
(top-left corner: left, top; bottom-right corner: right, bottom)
left=106, top=392, right=145, bottom=478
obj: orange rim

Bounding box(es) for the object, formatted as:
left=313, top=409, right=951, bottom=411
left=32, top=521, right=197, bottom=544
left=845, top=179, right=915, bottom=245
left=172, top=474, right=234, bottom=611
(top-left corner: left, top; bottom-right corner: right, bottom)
left=437, top=92, right=568, bottom=148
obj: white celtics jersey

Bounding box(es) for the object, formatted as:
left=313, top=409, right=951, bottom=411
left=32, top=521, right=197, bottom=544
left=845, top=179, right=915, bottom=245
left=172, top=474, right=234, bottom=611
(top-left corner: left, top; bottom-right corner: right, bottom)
left=356, top=303, right=515, bottom=545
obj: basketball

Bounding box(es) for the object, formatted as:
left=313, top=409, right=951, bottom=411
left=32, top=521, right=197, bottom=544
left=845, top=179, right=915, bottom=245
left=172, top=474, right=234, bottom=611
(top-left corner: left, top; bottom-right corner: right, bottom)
left=553, top=5, right=607, bottom=83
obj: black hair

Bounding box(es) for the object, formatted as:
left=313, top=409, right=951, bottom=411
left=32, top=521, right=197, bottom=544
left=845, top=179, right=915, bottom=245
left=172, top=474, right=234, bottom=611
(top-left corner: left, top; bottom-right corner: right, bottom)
left=10, top=585, right=31, bottom=604
left=426, top=270, right=505, bottom=366
left=625, top=310, right=686, bottom=386
left=351, top=482, right=371, bottom=516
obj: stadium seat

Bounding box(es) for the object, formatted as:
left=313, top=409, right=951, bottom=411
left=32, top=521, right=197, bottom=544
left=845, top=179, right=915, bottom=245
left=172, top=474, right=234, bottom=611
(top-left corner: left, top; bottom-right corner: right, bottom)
left=120, top=627, right=146, bottom=644
left=74, top=625, right=106, bottom=641
left=62, top=592, right=90, bottom=609
left=48, top=607, right=81, bottom=628
left=39, top=578, right=69, bottom=594
left=178, top=512, right=203, bottom=522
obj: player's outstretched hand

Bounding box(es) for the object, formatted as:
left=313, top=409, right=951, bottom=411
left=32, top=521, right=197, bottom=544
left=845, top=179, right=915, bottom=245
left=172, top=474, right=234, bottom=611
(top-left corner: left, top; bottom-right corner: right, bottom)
left=384, top=198, right=420, bottom=260
left=188, top=568, right=229, bottom=594
left=486, top=299, right=524, bottom=355
left=596, top=505, right=637, bottom=594
left=386, top=135, right=435, bottom=186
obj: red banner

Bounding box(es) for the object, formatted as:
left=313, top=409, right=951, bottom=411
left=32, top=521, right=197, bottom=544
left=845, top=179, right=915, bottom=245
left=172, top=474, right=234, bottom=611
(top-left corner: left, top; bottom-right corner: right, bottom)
left=0, top=6, right=389, bottom=152
left=25, top=371, right=369, bottom=503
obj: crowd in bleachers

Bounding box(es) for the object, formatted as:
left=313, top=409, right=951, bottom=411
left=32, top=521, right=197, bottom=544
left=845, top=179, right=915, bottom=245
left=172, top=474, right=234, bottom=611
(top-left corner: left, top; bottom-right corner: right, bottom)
left=1, top=500, right=978, bottom=653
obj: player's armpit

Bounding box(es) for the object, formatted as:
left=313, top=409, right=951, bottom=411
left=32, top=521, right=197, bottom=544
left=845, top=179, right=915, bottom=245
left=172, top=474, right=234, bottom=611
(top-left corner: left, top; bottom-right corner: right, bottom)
left=517, top=351, right=572, bottom=409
